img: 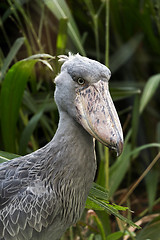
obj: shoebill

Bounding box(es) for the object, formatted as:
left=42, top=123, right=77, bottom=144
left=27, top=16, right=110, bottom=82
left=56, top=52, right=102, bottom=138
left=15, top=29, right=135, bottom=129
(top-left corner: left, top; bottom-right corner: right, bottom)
left=0, top=54, right=123, bottom=240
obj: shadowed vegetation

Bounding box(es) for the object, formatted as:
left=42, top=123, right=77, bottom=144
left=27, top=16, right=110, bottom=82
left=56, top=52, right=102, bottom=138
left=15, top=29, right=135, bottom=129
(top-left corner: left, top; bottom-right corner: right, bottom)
left=0, top=0, right=160, bottom=239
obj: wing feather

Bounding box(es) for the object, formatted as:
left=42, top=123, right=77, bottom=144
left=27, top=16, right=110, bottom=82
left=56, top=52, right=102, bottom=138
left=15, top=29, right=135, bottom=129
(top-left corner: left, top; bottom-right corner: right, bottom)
left=0, top=188, right=58, bottom=239
left=19, top=223, right=33, bottom=239
left=0, top=220, right=5, bottom=238
left=0, top=153, right=59, bottom=240
left=5, top=221, right=15, bottom=237
left=10, top=209, right=19, bottom=224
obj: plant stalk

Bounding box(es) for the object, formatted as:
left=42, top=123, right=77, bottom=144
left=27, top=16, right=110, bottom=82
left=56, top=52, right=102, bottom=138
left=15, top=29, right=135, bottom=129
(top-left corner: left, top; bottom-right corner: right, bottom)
left=105, top=0, right=110, bottom=67
left=120, top=152, right=160, bottom=205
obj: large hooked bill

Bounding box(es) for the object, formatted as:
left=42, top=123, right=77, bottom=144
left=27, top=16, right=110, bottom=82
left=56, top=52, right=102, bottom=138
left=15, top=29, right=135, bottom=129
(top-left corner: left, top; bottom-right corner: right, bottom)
left=75, top=80, right=123, bottom=156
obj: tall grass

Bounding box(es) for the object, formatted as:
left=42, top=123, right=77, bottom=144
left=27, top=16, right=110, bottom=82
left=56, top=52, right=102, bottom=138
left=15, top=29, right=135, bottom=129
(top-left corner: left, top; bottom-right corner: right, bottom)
left=0, top=0, right=160, bottom=239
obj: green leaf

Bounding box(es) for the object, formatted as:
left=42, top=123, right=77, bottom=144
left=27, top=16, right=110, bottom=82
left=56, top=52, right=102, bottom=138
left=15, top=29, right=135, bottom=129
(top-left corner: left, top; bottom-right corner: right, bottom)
left=110, top=34, right=143, bottom=73
left=130, top=143, right=160, bottom=157
left=19, top=93, right=54, bottom=154
left=89, top=182, right=109, bottom=200
left=111, top=87, right=141, bottom=101
left=136, top=217, right=160, bottom=240
left=0, top=150, right=19, bottom=163
left=19, top=109, right=44, bottom=155
left=0, top=37, right=25, bottom=82
left=87, top=182, right=139, bottom=229
left=106, top=232, right=124, bottom=240
left=22, top=53, right=55, bottom=61
left=0, top=60, right=36, bottom=152
left=85, top=198, right=104, bottom=211
left=88, top=234, right=95, bottom=240
left=131, top=94, right=140, bottom=150
left=44, top=0, right=85, bottom=55
left=145, top=170, right=159, bottom=211
left=87, top=195, right=140, bottom=229
left=109, top=203, right=128, bottom=211
left=109, top=136, right=160, bottom=197
left=157, top=122, right=160, bottom=143
left=109, top=141, right=131, bottom=197
left=22, top=91, right=56, bottom=137
left=87, top=199, right=129, bottom=212
left=140, top=74, right=160, bottom=114
left=56, top=18, right=68, bottom=55
left=95, top=234, right=102, bottom=240
left=0, top=55, right=54, bottom=153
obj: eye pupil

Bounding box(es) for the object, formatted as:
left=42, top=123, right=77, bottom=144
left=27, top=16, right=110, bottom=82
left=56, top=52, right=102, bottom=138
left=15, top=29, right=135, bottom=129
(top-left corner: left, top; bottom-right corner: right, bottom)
left=77, top=78, right=85, bottom=85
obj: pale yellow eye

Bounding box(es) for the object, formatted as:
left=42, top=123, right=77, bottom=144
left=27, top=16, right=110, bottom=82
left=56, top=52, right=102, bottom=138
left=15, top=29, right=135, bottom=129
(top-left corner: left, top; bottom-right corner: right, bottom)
left=77, top=77, right=85, bottom=85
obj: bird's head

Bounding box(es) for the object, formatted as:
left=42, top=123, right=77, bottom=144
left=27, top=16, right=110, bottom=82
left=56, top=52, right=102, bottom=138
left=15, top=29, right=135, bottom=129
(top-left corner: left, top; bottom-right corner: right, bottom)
left=54, top=53, right=123, bottom=156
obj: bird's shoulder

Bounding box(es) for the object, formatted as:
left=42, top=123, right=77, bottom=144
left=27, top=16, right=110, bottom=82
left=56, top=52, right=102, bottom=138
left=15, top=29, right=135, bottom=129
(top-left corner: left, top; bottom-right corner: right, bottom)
left=0, top=155, right=37, bottom=207
left=0, top=177, right=58, bottom=239
left=0, top=190, right=58, bottom=240
left=0, top=154, right=59, bottom=239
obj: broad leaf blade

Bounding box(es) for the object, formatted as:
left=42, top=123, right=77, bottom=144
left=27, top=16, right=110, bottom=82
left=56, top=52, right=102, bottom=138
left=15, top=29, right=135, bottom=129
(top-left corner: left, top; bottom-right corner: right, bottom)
left=22, top=53, right=55, bottom=61
left=44, top=0, right=85, bottom=55
left=0, top=60, right=37, bottom=152
left=85, top=198, right=104, bottom=211
left=87, top=182, right=139, bottom=229
left=106, top=232, right=124, bottom=240
left=56, top=18, right=68, bottom=55
left=89, top=182, right=109, bottom=200
left=140, top=74, right=160, bottom=113
left=145, top=170, right=159, bottom=211
left=136, top=217, right=160, bottom=240
left=19, top=110, right=44, bottom=155
left=111, top=87, right=141, bottom=101
left=0, top=55, right=54, bottom=153
left=0, top=151, right=19, bottom=163
left=87, top=195, right=140, bottom=229
left=110, top=34, right=143, bottom=73
left=109, top=143, right=131, bottom=197
left=0, top=37, right=25, bottom=82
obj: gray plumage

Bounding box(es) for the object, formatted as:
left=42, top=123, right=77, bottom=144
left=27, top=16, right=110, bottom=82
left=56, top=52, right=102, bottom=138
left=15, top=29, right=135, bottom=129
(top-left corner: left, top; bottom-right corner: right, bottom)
left=0, top=54, right=123, bottom=240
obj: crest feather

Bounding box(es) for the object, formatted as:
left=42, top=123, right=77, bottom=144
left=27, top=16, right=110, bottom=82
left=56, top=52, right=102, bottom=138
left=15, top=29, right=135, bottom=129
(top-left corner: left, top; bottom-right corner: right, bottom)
left=58, top=53, right=80, bottom=63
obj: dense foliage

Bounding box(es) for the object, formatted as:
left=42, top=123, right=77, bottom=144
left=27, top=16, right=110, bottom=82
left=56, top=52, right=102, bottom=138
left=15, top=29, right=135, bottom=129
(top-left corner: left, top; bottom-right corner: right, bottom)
left=0, top=0, right=160, bottom=239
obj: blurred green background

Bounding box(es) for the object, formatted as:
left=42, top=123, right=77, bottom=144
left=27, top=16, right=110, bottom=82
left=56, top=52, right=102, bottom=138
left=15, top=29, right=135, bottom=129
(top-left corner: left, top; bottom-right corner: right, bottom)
left=0, top=0, right=160, bottom=239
